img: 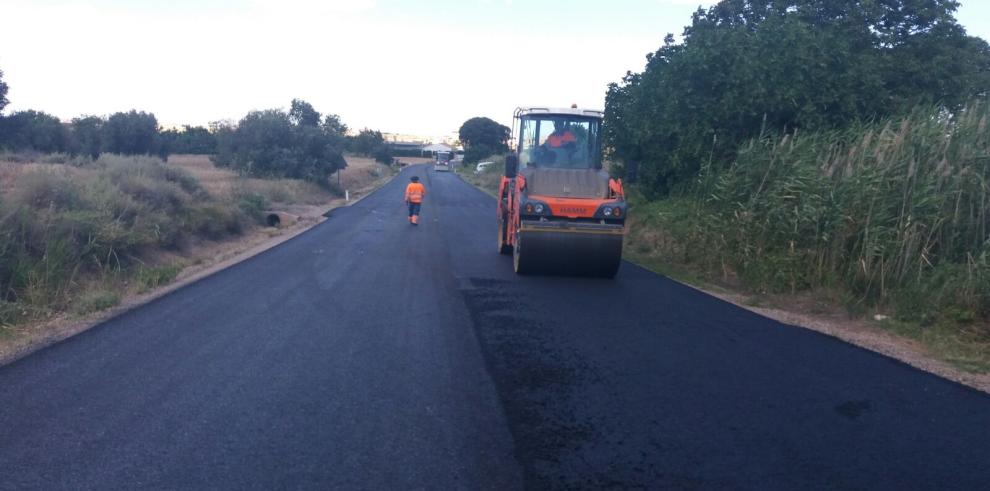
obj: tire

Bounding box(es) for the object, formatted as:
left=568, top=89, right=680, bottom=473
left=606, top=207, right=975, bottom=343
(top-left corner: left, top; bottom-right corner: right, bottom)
left=498, top=216, right=513, bottom=255
left=512, top=229, right=530, bottom=274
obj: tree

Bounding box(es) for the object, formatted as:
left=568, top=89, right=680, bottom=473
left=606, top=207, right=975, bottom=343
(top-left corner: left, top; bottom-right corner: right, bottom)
left=1, top=110, right=68, bottom=153
left=0, top=69, right=8, bottom=114
left=212, top=103, right=347, bottom=183
left=350, top=129, right=386, bottom=157
left=102, top=110, right=164, bottom=157
left=322, top=114, right=348, bottom=136
left=372, top=143, right=394, bottom=165
left=69, top=116, right=103, bottom=158
left=458, top=117, right=510, bottom=163
left=289, top=99, right=321, bottom=127
left=160, top=125, right=217, bottom=155
left=604, top=0, right=990, bottom=195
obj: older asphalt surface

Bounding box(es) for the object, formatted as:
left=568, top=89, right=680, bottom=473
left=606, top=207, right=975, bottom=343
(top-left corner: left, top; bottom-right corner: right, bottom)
left=1, top=164, right=989, bottom=490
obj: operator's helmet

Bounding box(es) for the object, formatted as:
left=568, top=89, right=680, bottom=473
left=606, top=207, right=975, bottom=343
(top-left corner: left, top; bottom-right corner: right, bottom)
left=410, top=176, right=420, bottom=182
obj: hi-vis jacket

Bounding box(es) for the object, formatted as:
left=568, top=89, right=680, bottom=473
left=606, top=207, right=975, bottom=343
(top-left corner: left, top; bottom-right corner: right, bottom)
left=405, top=182, right=426, bottom=203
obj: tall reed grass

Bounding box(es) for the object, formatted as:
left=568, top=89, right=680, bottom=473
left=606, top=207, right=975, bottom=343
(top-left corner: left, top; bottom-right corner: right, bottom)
left=634, top=100, right=990, bottom=327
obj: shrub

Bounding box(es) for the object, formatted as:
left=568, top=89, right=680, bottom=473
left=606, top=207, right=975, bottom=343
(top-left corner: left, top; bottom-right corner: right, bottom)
left=9, top=170, right=82, bottom=210
left=188, top=203, right=244, bottom=239
left=234, top=190, right=268, bottom=223
left=71, top=290, right=120, bottom=315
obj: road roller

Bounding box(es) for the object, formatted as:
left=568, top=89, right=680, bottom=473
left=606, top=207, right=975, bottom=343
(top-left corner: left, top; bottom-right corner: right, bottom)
left=497, top=106, right=626, bottom=277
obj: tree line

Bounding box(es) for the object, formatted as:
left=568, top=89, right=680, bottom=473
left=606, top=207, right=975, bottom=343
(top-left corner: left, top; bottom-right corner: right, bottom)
left=0, top=70, right=400, bottom=184
left=0, top=72, right=216, bottom=158
left=604, top=0, right=990, bottom=196
left=0, top=107, right=184, bottom=159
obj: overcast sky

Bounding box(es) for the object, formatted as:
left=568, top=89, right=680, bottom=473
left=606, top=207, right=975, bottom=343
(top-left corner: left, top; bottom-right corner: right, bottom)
left=2, top=0, right=989, bottom=137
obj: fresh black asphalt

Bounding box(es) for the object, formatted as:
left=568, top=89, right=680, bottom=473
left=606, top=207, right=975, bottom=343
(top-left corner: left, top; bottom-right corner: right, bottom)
left=1, top=164, right=989, bottom=490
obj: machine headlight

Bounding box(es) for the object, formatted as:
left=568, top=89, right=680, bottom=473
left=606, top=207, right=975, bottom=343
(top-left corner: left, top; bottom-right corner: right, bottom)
left=534, top=203, right=545, bottom=214
left=603, top=207, right=613, bottom=217
left=525, top=203, right=534, bottom=214
left=613, top=207, right=622, bottom=217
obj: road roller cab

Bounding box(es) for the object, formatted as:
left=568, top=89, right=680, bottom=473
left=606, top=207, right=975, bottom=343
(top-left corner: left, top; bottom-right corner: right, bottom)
left=497, top=106, right=626, bottom=277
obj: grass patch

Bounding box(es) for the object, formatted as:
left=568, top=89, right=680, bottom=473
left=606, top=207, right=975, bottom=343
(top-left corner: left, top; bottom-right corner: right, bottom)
left=455, top=156, right=504, bottom=196
left=71, top=290, right=120, bottom=316
left=134, top=264, right=183, bottom=293
left=236, top=179, right=330, bottom=205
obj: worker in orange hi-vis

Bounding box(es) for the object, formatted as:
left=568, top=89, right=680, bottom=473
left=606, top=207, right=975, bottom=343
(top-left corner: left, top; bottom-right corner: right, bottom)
left=404, top=176, right=426, bottom=225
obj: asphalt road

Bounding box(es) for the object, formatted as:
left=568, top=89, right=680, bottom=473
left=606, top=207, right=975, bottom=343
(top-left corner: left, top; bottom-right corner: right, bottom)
left=2, top=164, right=989, bottom=490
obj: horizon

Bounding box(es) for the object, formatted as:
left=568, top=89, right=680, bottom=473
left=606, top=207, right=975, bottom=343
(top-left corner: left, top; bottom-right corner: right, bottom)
left=2, top=0, right=989, bottom=137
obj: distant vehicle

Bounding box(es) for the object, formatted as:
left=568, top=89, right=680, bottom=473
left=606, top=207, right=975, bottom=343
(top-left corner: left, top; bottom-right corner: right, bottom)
left=434, top=151, right=452, bottom=172
left=475, top=161, right=494, bottom=174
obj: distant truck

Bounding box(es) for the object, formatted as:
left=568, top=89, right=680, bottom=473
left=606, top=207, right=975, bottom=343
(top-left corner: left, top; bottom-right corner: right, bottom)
left=434, top=151, right=452, bottom=172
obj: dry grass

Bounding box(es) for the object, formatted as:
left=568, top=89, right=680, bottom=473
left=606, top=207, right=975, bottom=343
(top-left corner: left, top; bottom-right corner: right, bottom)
left=337, top=155, right=395, bottom=190
left=168, top=154, right=391, bottom=206
left=167, top=154, right=237, bottom=196
left=0, top=153, right=391, bottom=328
left=1, top=151, right=399, bottom=363
left=0, top=162, right=83, bottom=189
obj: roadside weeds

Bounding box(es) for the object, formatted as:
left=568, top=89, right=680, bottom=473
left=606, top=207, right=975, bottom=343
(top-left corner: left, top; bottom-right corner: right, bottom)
left=0, top=157, right=398, bottom=366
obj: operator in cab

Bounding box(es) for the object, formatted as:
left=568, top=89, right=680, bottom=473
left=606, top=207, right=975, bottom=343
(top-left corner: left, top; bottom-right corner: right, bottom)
left=537, top=119, right=580, bottom=167
left=546, top=121, right=577, bottom=149
left=404, top=176, right=426, bottom=225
